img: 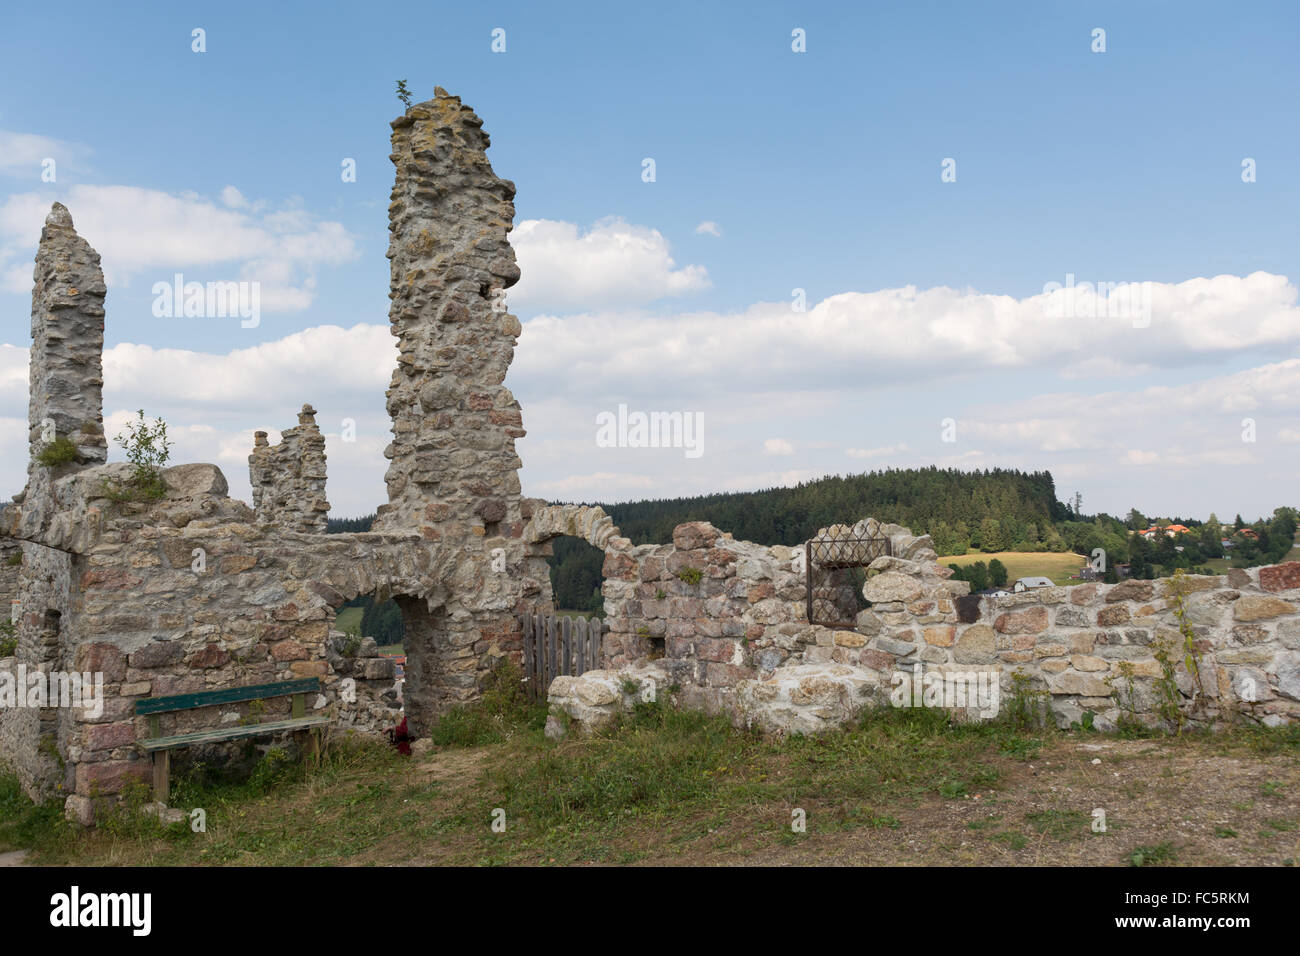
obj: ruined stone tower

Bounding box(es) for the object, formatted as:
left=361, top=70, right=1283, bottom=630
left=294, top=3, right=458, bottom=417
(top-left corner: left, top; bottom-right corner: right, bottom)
left=248, top=404, right=330, bottom=533
left=0, top=89, right=547, bottom=819
left=371, top=89, right=535, bottom=730
left=26, top=202, right=108, bottom=480
left=374, top=88, right=527, bottom=540
left=0, top=202, right=108, bottom=797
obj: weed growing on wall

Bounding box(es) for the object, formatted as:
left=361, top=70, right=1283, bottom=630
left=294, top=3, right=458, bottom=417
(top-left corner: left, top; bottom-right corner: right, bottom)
left=100, top=409, right=172, bottom=502
left=35, top=435, right=78, bottom=468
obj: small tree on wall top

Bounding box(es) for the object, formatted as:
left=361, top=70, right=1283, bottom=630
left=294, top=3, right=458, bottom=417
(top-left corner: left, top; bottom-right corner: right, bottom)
left=101, top=409, right=172, bottom=502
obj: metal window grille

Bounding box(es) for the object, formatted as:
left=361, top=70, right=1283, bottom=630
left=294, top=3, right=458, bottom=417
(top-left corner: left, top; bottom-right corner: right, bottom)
left=805, top=535, right=892, bottom=628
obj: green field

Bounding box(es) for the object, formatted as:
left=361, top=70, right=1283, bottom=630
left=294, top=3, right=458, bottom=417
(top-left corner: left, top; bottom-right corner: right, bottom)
left=942, top=551, right=1086, bottom=586
left=335, top=606, right=363, bottom=635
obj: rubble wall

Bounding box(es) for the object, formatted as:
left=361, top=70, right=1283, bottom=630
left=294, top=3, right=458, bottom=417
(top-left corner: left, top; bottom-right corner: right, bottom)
left=549, top=518, right=1300, bottom=736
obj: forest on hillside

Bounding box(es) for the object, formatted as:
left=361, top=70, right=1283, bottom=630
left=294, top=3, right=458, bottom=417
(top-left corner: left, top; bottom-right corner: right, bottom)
left=323, top=469, right=1297, bottom=621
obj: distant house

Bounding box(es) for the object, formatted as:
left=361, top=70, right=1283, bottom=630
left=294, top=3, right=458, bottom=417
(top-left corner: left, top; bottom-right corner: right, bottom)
left=1235, top=528, right=1259, bottom=540
left=1013, top=576, right=1054, bottom=592
left=976, top=588, right=1011, bottom=598
left=1138, top=524, right=1191, bottom=540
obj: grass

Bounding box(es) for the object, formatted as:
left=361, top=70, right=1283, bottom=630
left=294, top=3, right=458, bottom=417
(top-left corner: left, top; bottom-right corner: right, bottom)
left=1128, top=842, right=1178, bottom=867
left=334, top=606, right=363, bottom=635
left=941, top=551, right=1086, bottom=585
left=1, top=691, right=1296, bottom=867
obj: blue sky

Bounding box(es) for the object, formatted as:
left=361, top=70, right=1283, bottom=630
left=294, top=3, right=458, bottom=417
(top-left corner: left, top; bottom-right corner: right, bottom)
left=1, top=1, right=1298, bottom=522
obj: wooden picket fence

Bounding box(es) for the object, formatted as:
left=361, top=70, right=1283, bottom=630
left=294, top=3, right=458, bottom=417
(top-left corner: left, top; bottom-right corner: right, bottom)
left=520, top=612, right=605, bottom=700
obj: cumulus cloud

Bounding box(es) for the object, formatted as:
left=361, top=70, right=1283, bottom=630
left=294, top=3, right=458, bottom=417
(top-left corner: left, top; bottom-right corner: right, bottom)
left=3, top=260, right=1297, bottom=519
left=959, top=358, right=1300, bottom=485
left=510, top=217, right=708, bottom=311
left=0, top=324, right=397, bottom=514
left=100, top=323, right=395, bottom=412
left=694, top=221, right=722, bottom=237
left=0, top=184, right=359, bottom=308
left=512, top=272, right=1300, bottom=401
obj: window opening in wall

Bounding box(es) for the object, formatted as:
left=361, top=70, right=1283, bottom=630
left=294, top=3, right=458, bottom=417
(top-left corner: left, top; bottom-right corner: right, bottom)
left=805, top=534, right=891, bottom=628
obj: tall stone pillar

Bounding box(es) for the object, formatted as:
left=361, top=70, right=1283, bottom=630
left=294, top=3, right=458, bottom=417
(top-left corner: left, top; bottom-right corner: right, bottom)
left=373, top=89, right=531, bottom=729
left=26, top=202, right=107, bottom=482
left=373, top=88, right=526, bottom=536
left=4, top=201, right=100, bottom=799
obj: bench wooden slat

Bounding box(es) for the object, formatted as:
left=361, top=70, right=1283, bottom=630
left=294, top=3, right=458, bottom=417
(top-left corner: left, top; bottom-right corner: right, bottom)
left=134, top=678, right=321, bottom=715
left=137, top=715, right=329, bottom=752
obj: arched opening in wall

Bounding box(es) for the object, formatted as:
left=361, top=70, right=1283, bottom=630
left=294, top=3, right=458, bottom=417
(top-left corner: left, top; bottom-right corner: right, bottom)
left=393, top=596, right=447, bottom=738
left=547, top=535, right=606, bottom=621
left=332, top=593, right=406, bottom=738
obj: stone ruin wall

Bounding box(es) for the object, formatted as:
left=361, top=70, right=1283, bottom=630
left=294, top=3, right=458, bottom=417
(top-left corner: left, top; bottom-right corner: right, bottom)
left=1, top=87, right=1296, bottom=823
left=248, top=405, right=330, bottom=534
left=543, top=513, right=1300, bottom=738
left=370, top=90, right=539, bottom=716
left=0, top=90, right=542, bottom=823
left=0, top=539, right=20, bottom=621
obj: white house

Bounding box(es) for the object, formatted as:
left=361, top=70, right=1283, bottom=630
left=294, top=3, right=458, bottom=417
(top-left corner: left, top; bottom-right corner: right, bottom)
left=1013, top=576, right=1054, bottom=592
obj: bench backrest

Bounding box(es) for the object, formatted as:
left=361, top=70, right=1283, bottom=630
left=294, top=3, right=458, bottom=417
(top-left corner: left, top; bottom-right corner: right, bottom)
left=135, top=678, right=321, bottom=716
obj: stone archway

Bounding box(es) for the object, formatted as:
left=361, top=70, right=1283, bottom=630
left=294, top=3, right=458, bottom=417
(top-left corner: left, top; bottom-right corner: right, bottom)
left=520, top=505, right=637, bottom=673
left=522, top=506, right=630, bottom=610
left=523, top=504, right=624, bottom=552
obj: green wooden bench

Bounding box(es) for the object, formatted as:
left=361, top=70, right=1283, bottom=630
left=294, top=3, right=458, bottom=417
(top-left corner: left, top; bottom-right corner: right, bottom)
left=135, top=678, right=329, bottom=802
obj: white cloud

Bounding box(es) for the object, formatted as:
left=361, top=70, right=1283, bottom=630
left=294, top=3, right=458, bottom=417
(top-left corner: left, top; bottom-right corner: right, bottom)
left=513, top=272, right=1300, bottom=401
left=695, top=221, right=722, bottom=237
left=0, top=130, right=90, bottom=178
left=100, top=323, right=395, bottom=412
left=0, top=324, right=397, bottom=515
left=763, top=438, right=794, bottom=455
left=1123, top=450, right=1160, bottom=465
left=847, top=444, right=909, bottom=459
left=510, top=217, right=708, bottom=311
left=718, top=469, right=821, bottom=493
left=956, top=359, right=1300, bottom=490
left=0, top=184, right=359, bottom=309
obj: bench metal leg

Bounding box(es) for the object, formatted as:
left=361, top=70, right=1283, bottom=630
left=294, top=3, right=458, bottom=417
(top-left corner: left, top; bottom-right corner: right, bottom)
left=152, top=750, right=170, bottom=804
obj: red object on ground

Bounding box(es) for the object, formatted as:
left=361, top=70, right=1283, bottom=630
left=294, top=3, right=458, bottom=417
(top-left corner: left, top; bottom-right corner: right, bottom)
left=387, top=716, right=412, bottom=755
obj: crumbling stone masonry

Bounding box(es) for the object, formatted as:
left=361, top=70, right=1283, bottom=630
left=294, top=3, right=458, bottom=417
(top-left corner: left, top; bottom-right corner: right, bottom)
left=248, top=405, right=329, bottom=534
left=2, top=88, right=1296, bottom=824
left=542, top=515, right=1300, bottom=737
left=0, top=90, right=539, bottom=823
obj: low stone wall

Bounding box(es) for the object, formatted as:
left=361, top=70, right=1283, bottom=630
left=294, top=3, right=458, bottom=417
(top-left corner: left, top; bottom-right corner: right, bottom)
left=548, top=517, right=1300, bottom=737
